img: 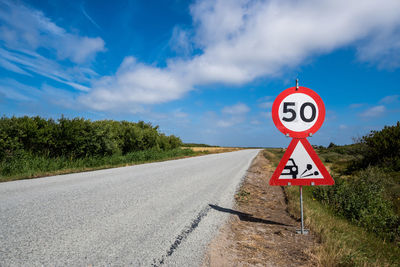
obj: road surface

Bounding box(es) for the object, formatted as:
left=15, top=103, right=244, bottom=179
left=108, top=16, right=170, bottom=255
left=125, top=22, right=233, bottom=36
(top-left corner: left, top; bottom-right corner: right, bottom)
left=0, top=149, right=260, bottom=266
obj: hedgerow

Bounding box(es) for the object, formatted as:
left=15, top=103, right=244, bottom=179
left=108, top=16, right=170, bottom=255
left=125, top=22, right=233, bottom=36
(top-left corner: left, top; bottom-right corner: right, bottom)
left=313, top=121, right=400, bottom=244
left=0, top=116, right=182, bottom=161
left=313, top=167, right=400, bottom=243
left=0, top=116, right=186, bottom=179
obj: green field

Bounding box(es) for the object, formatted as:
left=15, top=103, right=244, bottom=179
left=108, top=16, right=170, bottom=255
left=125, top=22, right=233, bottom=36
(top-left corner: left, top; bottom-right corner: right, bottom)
left=264, top=121, right=400, bottom=266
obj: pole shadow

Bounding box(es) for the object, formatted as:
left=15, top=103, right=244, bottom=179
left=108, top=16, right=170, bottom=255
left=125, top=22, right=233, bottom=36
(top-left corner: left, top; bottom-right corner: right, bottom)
left=209, top=204, right=293, bottom=227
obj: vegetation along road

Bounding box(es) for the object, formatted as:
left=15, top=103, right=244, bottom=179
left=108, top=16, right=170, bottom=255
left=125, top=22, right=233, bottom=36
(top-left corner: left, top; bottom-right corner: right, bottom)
left=0, top=149, right=260, bottom=266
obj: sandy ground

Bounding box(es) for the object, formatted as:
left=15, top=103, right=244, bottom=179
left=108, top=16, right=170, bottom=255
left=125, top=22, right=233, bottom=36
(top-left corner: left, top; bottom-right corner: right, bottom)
left=203, top=151, right=318, bottom=267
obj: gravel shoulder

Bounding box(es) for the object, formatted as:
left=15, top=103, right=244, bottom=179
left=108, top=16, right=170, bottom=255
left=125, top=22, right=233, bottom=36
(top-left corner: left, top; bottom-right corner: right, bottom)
left=203, top=151, right=318, bottom=266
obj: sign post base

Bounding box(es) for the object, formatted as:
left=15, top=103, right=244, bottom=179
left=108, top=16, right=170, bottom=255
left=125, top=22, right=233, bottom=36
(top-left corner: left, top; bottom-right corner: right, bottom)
left=296, top=229, right=309, bottom=235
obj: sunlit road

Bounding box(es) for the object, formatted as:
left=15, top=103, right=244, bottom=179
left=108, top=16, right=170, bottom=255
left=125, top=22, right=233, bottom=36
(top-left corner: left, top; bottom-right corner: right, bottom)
left=0, top=149, right=260, bottom=266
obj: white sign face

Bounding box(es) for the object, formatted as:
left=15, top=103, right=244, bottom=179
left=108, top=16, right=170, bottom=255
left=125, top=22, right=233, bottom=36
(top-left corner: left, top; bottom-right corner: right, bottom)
left=278, top=93, right=319, bottom=132
left=279, top=141, right=323, bottom=180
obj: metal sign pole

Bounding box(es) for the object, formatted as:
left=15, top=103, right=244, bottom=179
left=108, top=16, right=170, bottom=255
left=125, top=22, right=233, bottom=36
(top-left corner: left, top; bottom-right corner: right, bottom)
left=296, top=185, right=309, bottom=234
left=300, top=185, right=304, bottom=234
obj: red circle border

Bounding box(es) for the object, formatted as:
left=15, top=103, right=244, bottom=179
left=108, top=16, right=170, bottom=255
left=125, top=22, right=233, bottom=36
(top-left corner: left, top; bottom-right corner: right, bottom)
left=271, top=86, right=325, bottom=138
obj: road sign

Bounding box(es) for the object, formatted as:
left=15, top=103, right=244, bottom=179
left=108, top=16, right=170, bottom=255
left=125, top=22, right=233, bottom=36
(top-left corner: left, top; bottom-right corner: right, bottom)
left=270, top=81, right=333, bottom=235
left=272, top=86, right=325, bottom=138
left=269, top=138, right=334, bottom=186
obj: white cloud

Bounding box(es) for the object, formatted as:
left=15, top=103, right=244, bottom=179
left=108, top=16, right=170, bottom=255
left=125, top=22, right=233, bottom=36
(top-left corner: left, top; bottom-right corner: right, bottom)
left=41, top=84, right=77, bottom=109
left=261, top=111, right=272, bottom=119
left=222, top=103, right=250, bottom=115
left=59, top=36, right=104, bottom=64
left=0, top=0, right=104, bottom=90
left=169, top=26, right=193, bottom=57
left=216, top=116, right=245, bottom=128
left=258, top=101, right=273, bottom=109
left=212, top=103, right=250, bottom=128
left=0, top=1, right=105, bottom=63
left=80, top=3, right=102, bottom=31
left=360, top=105, right=386, bottom=118
left=250, top=119, right=262, bottom=125
left=216, top=120, right=235, bottom=128
left=186, top=0, right=400, bottom=84
left=0, top=78, right=75, bottom=107
left=357, top=28, right=400, bottom=69
left=173, top=109, right=188, bottom=118
left=380, top=94, right=399, bottom=104
left=0, top=48, right=93, bottom=91
left=0, top=78, right=40, bottom=101
left=80, top=0, right=400, bottom=111
left=0, top=57, right=31, bottom=75
left=78, top=57, right=190, bottom=111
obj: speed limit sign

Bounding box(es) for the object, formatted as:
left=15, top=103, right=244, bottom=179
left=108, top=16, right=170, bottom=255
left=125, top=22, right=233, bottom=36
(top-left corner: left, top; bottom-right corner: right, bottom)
left=272, top=86, right=325, bottom=138
left=270, top=84, right=333, bottom=236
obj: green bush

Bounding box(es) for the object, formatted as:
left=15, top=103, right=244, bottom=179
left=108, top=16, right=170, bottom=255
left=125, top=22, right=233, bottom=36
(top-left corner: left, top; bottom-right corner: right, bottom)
left=313, top=167, right=400, bottom=243
left=0, top=116, right=183, bottom=161
left=361, top=121, right=400, bottom=171
left=327, top=142, right=337, bottom=148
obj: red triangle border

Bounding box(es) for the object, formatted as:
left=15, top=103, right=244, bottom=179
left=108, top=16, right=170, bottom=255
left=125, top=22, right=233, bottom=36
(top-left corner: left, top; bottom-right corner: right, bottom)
left=269, top=139, right=334, bottom=186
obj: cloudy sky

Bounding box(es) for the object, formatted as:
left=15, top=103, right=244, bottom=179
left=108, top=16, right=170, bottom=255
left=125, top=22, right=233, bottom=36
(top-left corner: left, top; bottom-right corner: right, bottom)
left=1, top=0, right=399, bottom=147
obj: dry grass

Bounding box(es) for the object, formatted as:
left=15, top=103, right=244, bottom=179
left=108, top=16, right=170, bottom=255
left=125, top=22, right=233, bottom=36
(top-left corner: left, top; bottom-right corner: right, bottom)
left=203, top=151, right=318, bottom=267
left=183, top=147, right=243, bottom=153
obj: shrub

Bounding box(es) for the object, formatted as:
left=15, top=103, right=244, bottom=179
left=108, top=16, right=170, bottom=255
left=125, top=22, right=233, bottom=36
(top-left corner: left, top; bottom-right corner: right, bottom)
left=313, top=167, right=400, bottom=243
left=0, top=116, right=183, bottom=161
left=327, top=142, right=337, bottom=148
left=361, top=121, right=400, bottom=171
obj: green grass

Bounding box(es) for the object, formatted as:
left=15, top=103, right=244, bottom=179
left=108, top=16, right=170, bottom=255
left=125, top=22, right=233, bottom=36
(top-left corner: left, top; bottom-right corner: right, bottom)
left=263, top=148, right=284, bottom=167
left=285, top=185, right=400, bottom=266
left=264, top=148, right=400, bottom=266
left=0, top=148, right=202, bottom=182
left=235, top=189, right=251, bottom=204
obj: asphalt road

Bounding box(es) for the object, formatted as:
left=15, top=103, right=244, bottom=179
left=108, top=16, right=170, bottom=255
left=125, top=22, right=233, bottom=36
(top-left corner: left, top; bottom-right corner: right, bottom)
left=0, top=149, right=260, bottom=266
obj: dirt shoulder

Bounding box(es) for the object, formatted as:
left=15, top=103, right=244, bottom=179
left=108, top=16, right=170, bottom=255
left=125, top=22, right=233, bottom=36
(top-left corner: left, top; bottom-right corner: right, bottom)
left=203, top=150, right=318, bottom=266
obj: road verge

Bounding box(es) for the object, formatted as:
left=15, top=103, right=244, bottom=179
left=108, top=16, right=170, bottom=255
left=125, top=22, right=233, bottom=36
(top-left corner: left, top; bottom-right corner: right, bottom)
left=203, top=150, right=317, bottom=266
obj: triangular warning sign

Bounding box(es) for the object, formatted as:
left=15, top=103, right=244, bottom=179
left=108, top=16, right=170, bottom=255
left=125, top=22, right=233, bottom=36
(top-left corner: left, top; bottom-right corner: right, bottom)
left=270, top=139, right=334, bottom=186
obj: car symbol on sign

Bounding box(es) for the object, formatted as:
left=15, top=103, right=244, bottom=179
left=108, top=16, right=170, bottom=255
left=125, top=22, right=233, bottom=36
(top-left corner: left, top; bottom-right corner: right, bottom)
left=282, top=158, right=298, bottom=178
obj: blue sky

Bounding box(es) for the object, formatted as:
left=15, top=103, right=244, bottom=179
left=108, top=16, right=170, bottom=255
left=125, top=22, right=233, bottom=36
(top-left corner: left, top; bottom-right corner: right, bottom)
left=0, top=0, right=399, bottom=147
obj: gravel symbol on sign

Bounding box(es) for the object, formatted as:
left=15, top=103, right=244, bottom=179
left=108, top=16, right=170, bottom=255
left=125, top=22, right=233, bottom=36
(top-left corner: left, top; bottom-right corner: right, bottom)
left=270, top=138, right=334, bottom=186
left=278, top=139, right=322, bottom=180
left=282, top=158, right=320, bottom=179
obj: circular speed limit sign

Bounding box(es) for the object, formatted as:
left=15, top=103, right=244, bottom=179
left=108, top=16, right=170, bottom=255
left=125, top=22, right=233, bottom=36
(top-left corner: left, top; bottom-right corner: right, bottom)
left=272, top=86, right=325, bottom=138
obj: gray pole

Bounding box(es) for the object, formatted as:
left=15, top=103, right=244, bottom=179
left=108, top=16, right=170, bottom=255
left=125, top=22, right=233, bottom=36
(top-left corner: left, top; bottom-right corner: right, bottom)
left=300, top=185, right=304, bottom=234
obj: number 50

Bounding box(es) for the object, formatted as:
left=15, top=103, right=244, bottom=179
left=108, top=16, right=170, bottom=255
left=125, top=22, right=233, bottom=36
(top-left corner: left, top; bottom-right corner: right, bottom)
left=282, top=102, right=316, bottom=123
